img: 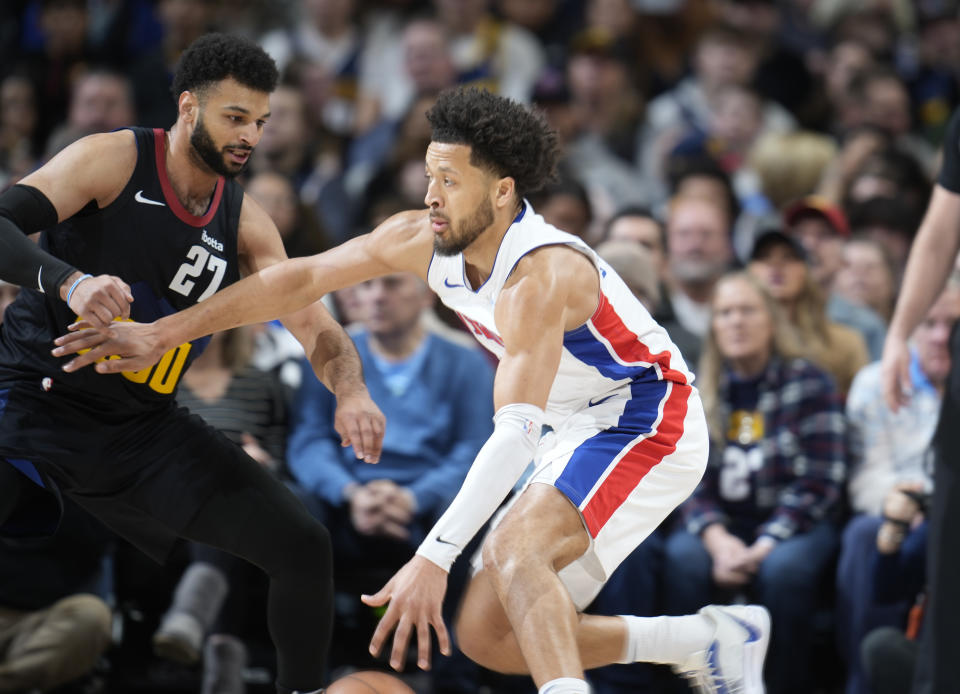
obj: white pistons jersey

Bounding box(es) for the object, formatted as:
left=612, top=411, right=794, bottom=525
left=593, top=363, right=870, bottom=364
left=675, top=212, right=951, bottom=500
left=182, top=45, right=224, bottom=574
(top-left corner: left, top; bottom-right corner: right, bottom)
left=429, top=204, right=707, bottom=608
left=426, top=203, right=693, bottom=429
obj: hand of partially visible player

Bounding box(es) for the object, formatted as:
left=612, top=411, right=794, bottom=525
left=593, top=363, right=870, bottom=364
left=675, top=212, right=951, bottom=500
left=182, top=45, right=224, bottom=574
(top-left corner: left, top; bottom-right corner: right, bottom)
left=51, top=320, right=166, bottom=373
left=361, top=555, right=452, bottom=671
left=334, top=388, right=385, bottom=464
left=881, top=332, right=912, bottom=411
left=61, top=272, right=134, bottom=328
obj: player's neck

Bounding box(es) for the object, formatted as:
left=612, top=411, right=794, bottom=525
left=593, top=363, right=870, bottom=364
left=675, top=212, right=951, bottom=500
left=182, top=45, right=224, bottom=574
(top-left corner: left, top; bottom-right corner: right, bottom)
left=165, top=124, right=221, bottom=213
left=462, top=202, right=522, bottom=287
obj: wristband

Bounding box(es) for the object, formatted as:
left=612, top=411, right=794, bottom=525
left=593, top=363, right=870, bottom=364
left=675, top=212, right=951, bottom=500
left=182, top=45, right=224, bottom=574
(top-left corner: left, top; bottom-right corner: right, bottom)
left=66, top=274, right=93, bottom=306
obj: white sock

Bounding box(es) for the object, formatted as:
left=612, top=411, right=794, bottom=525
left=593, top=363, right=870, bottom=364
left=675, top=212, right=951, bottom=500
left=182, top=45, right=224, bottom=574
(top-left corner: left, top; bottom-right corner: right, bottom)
left=538, top=677, right=591, bottom=693
left=617, top=614, right=713, bottom=665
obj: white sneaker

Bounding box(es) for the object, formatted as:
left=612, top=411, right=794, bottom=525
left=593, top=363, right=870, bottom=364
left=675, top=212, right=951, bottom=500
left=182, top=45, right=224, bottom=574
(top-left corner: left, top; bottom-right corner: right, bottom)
left=674, top=604, right=771, bottom=694
left=153, top=611, right=204, bottom=664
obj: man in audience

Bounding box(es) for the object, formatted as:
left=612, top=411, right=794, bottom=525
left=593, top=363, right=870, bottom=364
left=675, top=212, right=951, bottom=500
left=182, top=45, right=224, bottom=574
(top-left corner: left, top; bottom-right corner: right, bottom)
left=664, top=194, right=735, bottom=339
left=837, top=284, right=960, bottom=694
left=287, top=272, right=494, bottom=670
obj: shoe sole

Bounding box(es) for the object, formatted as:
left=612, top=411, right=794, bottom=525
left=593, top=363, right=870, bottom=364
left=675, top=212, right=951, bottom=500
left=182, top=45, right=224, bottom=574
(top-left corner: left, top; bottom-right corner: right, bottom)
left=741, top=605, right=771, bottom=694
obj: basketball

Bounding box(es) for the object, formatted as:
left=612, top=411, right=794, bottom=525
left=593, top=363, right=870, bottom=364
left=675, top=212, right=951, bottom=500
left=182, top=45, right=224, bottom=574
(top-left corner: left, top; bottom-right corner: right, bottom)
left=326, top=670, right=417, bottom=694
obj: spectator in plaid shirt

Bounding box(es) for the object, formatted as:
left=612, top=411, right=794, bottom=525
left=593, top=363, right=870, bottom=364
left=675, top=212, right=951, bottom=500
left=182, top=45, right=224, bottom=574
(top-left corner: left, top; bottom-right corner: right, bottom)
left=662, top=271, right=847, bottom=694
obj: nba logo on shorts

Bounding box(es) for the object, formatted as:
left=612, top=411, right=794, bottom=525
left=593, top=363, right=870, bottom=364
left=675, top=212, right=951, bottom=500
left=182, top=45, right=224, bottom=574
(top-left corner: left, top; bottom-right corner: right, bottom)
left=41, top=377, right=52, bottom=392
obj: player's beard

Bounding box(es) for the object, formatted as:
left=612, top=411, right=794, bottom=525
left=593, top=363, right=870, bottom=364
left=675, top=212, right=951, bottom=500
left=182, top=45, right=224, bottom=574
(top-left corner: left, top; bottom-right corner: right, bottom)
left=433, top=196, right=495, bottom=256
left=190, top=114, right=250, bottom=178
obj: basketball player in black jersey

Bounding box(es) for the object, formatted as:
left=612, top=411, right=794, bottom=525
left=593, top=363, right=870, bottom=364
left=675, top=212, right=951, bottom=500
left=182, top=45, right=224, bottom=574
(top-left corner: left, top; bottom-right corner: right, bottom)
left=0, top=34, right=384, bottom=694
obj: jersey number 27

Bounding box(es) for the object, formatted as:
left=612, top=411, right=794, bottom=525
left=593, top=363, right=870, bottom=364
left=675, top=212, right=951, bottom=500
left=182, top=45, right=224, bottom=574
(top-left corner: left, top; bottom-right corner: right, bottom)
left=168, top=245, right=226, bottom=302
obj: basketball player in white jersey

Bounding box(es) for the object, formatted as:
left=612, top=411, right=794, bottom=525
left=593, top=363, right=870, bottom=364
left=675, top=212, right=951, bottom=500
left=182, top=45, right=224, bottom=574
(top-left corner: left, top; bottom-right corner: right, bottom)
left=55, top=87, right=770, bottom=694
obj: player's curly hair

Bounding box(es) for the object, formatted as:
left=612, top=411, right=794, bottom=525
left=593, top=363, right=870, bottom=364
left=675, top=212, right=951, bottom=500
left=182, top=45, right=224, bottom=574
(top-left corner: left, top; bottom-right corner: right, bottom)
left=426, top=87, right=560, bottom=200
left=171, top=33, right=278, bottom=100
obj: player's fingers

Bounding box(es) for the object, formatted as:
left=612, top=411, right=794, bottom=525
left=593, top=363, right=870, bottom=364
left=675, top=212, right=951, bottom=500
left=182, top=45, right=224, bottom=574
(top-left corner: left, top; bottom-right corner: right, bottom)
left=111, top=276, right=134, bottom=303
left=367, top=414, right=385, bottom=462
left=416, top=617, right=432, bottom=670
left=82, top=304, right=111, bottom=330
left=67, top=321, right=96, bottom=332
left=98, top=294, right=126, bottom=323
left=357, top=415, right=379, bottom=463
left=432, top=612, right=451, bottom=657
left=103, top=285, right=131, bottom=319
left=360, top=585, right=391, bottom=607
left=61, top=345, right=114, bottom=372
left=95, top=356, right=148, bottom=373
left=52, top=329, right=102, bottom=353
left=897, top=356, right=912, bottom=407
left=367, top=605, right=398, bottom=658
left=390, top=617, right=412, bottom=671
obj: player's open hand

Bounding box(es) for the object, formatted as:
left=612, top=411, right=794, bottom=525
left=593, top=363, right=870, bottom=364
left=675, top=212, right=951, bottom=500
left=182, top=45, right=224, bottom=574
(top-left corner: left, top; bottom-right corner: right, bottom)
left=361, top=555, right=452, bottom=672
left=64, top=273, right=134, bottom=328
left=334, top=388, right=385, bottom=464
left=51, top=320, right=166, bottom=374
left=881, top=332, right=912, bottom=412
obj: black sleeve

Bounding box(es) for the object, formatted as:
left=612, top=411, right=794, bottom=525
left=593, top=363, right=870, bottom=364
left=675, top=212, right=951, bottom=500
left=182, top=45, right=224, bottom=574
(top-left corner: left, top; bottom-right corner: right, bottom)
left=0, top=184, right=78, bottom=297
left=938, top=108, right=960, bottom=194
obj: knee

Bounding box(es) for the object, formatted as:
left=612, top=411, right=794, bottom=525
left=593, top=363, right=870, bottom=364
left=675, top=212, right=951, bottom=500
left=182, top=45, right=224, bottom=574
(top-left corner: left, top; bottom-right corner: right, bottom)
left=480, top=526, right=535, bottom=593
left=756, top=551, right=821, bottom=600
left=270, top=517, right=333, bottom=578
left=454, top=606, right=517, bottom=672
left=842, top=514, right=882, bottom=551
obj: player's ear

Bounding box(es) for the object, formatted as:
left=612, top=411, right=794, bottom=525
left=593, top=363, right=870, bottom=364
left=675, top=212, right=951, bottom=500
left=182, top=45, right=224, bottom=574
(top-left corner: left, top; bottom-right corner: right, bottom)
left=495, top=176, right=516, bottom=210
left=178, top=91, right=199, bottom=124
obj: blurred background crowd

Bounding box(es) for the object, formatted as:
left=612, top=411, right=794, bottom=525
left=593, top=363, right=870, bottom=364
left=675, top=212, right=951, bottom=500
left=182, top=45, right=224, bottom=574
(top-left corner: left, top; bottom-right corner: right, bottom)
left=1, top=0, right=958, bottom=693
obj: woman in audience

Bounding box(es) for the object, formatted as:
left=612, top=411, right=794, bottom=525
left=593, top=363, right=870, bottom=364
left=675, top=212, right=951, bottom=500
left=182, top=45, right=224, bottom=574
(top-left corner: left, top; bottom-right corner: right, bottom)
left=748, top=229, right=870, bottom=393
left=663, top=271, right=847, bottom=694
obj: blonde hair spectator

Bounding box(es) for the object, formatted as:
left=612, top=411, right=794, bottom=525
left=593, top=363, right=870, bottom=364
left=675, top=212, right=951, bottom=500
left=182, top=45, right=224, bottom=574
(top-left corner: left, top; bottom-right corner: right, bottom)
left=749, top=131, right=838, bottom=211
left=697, top=271, right=803, bottom=438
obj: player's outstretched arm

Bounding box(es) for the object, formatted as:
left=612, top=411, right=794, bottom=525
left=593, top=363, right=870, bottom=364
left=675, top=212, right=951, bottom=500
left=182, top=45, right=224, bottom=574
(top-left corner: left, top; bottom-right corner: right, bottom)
left=238, top=194, right=387, bottom=464
left=52, top=209, right=432, bottom=372
left=1, top=132, right=137, bottom=326
left=883, top=185, right=960, bottom=410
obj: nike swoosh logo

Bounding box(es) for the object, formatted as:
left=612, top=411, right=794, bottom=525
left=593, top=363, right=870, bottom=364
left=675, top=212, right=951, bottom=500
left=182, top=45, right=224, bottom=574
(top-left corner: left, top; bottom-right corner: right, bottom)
left=443, top=278, right=465, bottom=289
left=436, top=537, right=458, bottom=547
left=37, top=266, right=44, bottom=293
left=731, top=615, right=761, bottom=643
left=588, top=393, right=617, bottom=407
left=134, top=190, right=165, bottom=206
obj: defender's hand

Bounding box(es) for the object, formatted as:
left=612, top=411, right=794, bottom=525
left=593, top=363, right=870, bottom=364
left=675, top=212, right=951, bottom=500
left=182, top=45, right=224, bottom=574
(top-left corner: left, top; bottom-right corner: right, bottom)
left=334, top=388, right=385, bottom=464
left=881, top=333, right=912, bottom=412
left=51, top=320, right=166, bottom=373
left=62, top=273, right=134, bottom=328
left=361, top=555, right=452, bottom=671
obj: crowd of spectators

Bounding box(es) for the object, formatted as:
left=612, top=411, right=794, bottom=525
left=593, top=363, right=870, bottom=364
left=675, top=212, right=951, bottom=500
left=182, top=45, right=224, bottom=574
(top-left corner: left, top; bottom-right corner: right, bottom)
left=2, top=0, right=960, bottom=692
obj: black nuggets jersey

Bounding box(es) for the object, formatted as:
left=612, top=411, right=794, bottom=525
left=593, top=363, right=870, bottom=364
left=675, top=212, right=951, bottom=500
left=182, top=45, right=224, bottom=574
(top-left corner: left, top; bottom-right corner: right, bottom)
left=0, top=127, right=244, bottom=411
